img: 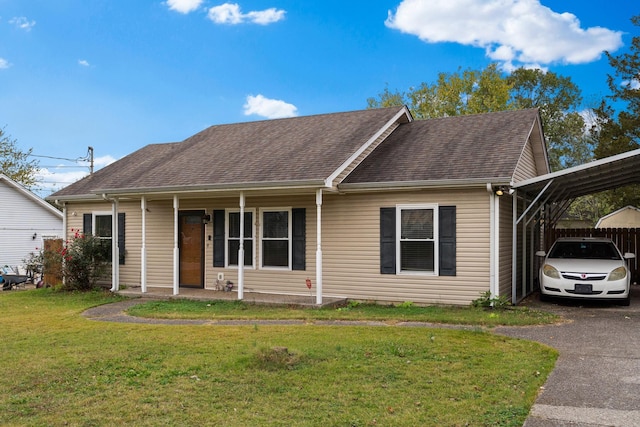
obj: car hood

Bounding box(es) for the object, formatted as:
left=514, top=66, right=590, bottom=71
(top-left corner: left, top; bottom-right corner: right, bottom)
left=544, top=258, right=626, bottom=273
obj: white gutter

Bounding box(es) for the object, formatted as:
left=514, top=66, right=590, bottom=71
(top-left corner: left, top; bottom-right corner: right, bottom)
left=339, top=178, right=512, bottom=193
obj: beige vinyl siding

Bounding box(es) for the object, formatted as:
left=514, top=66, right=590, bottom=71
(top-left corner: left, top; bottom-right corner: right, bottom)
left=320, top=189, right=491, bottom=305
left=197, top=195, right=318, bottom=294
left=498, top=195, right=514, bottom=299
left=333, top=123, right=399, bottom=186
left=65, top=189, right=493, bottom=305
left=65, top=201, right=143, bottom=286
left=512, top=137, right=538, bottom=183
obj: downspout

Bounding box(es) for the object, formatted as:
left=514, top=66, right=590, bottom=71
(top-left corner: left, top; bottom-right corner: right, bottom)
left=486, top=184, right=498, bottom=299
left=173, top=195, right=179, bottom=296
left=315, top=189, right=323, bottom=305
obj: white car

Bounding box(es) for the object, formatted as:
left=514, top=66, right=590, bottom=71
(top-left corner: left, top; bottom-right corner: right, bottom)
left=536, top=237, right=636, bottom=306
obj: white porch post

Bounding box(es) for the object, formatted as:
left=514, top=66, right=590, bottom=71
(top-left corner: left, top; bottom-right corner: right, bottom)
left=173, top=195, right=179, bottom=296
left=141, top=197, right=147, bottom=293
left=111, top=198, right=120, bottom=292
left=238, top=192, right=245, bottom=300
left=315, top=189, right=323, bottom=305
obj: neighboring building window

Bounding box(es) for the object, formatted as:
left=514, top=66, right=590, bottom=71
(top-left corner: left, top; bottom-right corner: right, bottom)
left=261, top=209, right=291, bottom=268
left=226, top=210, right=254, bottom=267
left=397, top=205, right=438, bottom=274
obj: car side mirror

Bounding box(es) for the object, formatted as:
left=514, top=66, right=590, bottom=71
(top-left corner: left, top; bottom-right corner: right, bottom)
left=535, top=251, right=546, bottom=257
left=623, top=253, right=636, bottom=260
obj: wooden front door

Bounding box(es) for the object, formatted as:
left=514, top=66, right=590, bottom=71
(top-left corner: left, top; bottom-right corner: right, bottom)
left=179, top=211, right=205, bottom=288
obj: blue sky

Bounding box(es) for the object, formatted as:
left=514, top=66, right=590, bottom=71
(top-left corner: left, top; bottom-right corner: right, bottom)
left=0, top=0, right=636, bottom=195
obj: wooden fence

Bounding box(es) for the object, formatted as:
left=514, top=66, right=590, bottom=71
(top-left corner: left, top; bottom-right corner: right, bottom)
left=547, top=228, right=639, bottom=284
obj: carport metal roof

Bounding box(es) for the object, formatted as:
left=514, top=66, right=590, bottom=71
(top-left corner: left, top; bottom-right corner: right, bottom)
left=513, top=148, right=640, bottom=226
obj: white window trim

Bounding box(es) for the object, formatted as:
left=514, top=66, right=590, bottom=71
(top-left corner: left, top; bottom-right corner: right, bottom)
left=225, top=208, right=256, bottom=269
left=259, top=207, right=292, bottom=271
left=396, top=204, right=439, bottom=276
left=93, top=211, right=112, bottom=238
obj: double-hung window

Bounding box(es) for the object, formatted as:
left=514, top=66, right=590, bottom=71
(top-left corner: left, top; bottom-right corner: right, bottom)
left=93, top=212, right=113, bottom=261
left=397, top=205, right=438, bottom=274
left=261, top=209, right=291, bottom=269
left=226, top=210, right=254, bottom=267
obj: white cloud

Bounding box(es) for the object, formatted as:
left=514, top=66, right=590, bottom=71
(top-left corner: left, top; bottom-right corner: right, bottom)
left=208, top=3, right=285, bottom=25
left=78, top=59, right=90, bottom=67
left=0, top=58, right=10, bottom=69
left=165, top=0, right=203, bottom=14
left=386, top=0, right=623, bottom=68
left=622, top=78, right=640, bottom=90
left=9, top=16, right=36, bottom=31
left=243, top=94, right=298, bottom=119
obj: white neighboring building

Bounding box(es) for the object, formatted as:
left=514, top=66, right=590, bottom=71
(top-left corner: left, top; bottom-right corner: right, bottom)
left=0, top=174, right=63, bottom=269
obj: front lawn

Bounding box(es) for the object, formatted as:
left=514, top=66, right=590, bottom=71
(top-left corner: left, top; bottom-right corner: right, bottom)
left=0, top=289, right=557, bottom=426
left=127, top=298, right=559, bottom=327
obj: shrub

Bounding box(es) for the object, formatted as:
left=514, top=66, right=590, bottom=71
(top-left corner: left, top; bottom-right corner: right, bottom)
left=46, top=229, right=111, bottom=291
left=471, top=291, right=512, bottom=310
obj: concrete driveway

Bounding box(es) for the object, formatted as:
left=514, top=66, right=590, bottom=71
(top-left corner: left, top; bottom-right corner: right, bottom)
left=497, top=285, right=640, bottom=426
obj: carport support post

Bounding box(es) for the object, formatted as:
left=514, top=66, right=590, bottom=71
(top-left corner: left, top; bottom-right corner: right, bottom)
left=238, top=192, right=245, bottom=300
left=316, top=189, right=323, bottom=305
left=173, top=195, right=179, bottom=296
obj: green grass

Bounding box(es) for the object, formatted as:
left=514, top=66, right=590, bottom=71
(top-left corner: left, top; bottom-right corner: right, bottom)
left=0, top=289, right=558, bottom=426
left=127, top=298, right=559, bottom=327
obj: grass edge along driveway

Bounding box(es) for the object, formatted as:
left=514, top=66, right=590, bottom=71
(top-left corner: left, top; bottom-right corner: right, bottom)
left=0, top=289, right=558, bottom=426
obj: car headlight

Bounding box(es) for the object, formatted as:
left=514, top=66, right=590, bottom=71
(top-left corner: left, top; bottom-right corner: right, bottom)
left=542, top=264, right=560, bottom=279
left=608, top=266, right=627, bottom=281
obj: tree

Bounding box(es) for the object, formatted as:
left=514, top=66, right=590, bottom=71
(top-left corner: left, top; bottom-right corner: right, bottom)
left=508, top=68, right=590, bottom=171
left=592, top=14, right=640, bottom=209
left=367, top=64, right=588, bottom=170
left=0, top=127, right=39, bottom=189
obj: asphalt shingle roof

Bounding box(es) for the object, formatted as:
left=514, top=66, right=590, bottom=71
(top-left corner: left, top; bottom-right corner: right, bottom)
left=50, top=106, right=406, bottom=198
left=49, top=107, right=541, bottom=199
left=342, top=108, right=540, bottom=184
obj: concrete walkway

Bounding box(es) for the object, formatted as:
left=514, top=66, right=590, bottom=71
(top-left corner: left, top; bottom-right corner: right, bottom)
left=89, top=285, right=640, bottom=427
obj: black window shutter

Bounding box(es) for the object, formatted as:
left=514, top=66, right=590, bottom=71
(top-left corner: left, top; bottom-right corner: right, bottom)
left=213, top=210, right=225, bottom=267
left=380, top=207, right=396, bottom=274
left=439, top=206, right=456, bottom=276
left=118, top=213, right=126, bottom=265
left=83, top=213, right=92, bottom=235
left=292, top=208, right=306, bottom=270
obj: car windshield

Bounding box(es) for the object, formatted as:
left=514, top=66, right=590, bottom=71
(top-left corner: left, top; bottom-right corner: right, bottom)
left=548, top=241, right=621, bottom=260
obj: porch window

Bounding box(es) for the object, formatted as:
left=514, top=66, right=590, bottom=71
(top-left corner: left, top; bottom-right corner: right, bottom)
left=226, top=210, right=254, bottom=267
left=261, top=209, right=291, bottom=268
left=398, top=205, right=437, bottom=273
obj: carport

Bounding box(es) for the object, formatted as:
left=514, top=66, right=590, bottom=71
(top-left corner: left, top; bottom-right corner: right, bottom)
left=510, top=148, right=640, bottom=304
